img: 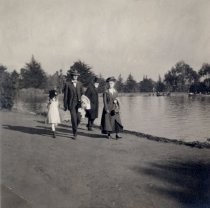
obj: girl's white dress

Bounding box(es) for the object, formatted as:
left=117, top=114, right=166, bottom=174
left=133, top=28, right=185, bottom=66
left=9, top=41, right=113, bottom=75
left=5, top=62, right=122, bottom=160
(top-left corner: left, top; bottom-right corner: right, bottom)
left=47, top=98, right=61, bottom=124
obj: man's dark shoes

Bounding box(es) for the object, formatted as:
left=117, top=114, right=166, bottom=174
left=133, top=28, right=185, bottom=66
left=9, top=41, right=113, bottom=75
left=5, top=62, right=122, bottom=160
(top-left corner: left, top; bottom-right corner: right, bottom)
left=52, top=131, right=56, bottom=138
left=107, top=134, right=113, bottom=139
left=116, top=135, right=122, bottom=140
left=72, top=134, right=77, bottom=140
left=88, top=127, right=93, bottom=131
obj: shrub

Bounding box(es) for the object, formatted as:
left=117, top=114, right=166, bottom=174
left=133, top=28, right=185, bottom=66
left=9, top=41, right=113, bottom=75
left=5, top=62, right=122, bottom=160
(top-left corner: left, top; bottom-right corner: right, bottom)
left=0, top=66, right=16, bottom=109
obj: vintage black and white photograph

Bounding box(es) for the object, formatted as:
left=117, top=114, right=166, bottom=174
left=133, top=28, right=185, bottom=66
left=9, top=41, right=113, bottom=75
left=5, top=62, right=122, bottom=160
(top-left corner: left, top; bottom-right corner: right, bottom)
left=0, top=0, right=210, bottom=207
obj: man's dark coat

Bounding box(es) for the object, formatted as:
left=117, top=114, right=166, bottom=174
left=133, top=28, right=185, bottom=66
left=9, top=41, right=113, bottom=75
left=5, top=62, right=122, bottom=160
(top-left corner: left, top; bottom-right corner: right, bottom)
left=63, top=81, right=84, bottom=135
left=85, top=84, right=99, bottom=120
left=63, top=81, right=83, bottom=110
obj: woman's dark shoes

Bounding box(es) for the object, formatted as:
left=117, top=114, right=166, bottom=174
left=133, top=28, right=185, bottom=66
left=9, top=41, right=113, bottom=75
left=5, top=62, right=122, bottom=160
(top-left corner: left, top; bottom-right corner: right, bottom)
left=107, top=134, right=114, bottom=139
left=88, top=127, right=93, bottom=131
left=116, top=134, right=122, bottom=140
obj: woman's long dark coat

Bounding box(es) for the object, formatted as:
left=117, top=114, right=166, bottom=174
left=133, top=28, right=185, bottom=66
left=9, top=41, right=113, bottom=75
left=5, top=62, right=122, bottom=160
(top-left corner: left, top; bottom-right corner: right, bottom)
left=101, top=90, right=123, bottom=134
left=85, top=84, right=99, bottom=120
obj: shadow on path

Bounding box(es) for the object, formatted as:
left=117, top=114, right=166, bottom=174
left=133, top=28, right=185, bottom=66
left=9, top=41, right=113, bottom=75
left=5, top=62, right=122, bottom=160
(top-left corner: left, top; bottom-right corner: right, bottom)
left=36, top=125, right=106, bottom=139
left=3, top=125, right=50, bottom=136
left=131, top=160, right=210, bottom=208
left=3, top=123, right=106, bottom=140
left=2, top=125, right=71, bottom=139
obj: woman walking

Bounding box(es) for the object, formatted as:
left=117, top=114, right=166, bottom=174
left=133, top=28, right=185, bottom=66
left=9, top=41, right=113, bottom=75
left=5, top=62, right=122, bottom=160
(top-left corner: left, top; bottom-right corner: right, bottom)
left=101, top=77, right=123, bottom=139
left=85, top=77, right=99, bottom=131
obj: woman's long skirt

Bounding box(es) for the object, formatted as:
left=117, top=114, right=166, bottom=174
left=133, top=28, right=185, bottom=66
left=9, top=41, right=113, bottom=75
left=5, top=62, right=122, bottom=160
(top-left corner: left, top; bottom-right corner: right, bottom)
left=101, top=109, right=123, bottom=134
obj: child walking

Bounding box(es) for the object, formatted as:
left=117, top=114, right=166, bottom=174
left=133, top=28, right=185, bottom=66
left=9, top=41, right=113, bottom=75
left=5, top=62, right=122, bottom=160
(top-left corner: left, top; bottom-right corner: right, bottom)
left=47, top=90, right=61, bottom=138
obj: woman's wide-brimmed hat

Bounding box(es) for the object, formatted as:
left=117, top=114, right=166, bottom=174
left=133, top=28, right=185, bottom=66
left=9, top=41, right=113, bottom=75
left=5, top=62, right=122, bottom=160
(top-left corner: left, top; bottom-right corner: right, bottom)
left=70, top=69, right=80, bottom=76
left=106, top=76, right=116, bottom=82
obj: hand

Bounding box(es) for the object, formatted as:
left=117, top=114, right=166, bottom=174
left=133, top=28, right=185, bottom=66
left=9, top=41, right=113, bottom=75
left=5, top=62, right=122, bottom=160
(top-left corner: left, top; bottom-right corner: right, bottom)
left=64, top=107, right=67, bottom=111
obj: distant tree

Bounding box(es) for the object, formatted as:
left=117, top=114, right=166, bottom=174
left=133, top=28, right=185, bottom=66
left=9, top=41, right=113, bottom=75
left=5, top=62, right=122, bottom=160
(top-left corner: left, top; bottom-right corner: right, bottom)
left=46, top=71, right=59, bottom=91
left=164, top=61, right=199, bottom=92
left=164, top=71, right=175, bottom=92
left=115, top=74, right=124, bottom=92
left=199, top=63, right=210, bottom=91
left=124, top=73, right=138, bottom=92
left=11, top=70, right=19, bottom=89
left=20, top=56, right=47, bottom=89
left=57, top=69, right=65, bottom=93
left=139, top=76, right=154, bottom=92
left=67, top=60, right=96, bottom=87
left=155, top=75, right=165, bottom=92
left=10, top=70, right=20, bottom=100
left=97, top=74, right=106, bottom=93
left=199, top=63, right=210, bottom=78
left=0, top=65, right=16, bottom=109
left=189, top=82, right=207, bottom=94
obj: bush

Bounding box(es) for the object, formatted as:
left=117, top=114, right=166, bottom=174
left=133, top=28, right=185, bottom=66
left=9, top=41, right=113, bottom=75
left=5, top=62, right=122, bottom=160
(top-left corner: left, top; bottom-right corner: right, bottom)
left=0, top=66, right=16, bottom=109
left=18, top=88, right=47, bottom=103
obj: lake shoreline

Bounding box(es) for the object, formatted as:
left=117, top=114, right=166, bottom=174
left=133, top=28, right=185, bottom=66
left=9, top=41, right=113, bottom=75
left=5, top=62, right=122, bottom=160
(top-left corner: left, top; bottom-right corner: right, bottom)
left=11, top=92, right=210, bottom=140
left=2, top=110, right=210, bottom=149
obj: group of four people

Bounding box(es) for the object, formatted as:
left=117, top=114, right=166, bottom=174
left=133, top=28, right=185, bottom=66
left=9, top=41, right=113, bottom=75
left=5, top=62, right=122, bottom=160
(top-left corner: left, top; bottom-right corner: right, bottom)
left=47, top=69, right=123, bottom=140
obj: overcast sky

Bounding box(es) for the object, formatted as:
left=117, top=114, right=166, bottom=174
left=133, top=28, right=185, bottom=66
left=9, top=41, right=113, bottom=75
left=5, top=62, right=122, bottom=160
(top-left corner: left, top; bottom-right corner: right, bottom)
left=0, top=0, right=210, bottom=81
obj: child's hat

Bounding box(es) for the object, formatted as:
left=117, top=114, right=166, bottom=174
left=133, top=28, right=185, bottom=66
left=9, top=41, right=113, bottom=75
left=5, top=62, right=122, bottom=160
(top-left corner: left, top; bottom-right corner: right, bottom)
left=49, top=90, right=57, bottom=98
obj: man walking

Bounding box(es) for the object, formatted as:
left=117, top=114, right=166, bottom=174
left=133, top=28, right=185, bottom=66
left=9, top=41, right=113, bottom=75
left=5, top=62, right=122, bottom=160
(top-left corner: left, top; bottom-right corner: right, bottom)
left=63, top=69, right=84, bottom=139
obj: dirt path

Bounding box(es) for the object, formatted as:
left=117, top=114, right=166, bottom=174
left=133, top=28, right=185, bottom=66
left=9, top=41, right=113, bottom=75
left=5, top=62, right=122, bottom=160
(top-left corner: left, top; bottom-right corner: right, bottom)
left=1, top=111, right=210, bottom=208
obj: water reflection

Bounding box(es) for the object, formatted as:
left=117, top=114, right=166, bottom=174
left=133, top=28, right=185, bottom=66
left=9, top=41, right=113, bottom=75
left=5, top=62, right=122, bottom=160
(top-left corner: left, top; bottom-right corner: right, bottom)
left=118, top=94, right=210, bottom=141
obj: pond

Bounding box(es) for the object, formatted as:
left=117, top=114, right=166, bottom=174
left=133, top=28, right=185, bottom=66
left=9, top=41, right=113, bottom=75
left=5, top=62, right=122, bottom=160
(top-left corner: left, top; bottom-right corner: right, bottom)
left=113, top=94, right=210, bottom=141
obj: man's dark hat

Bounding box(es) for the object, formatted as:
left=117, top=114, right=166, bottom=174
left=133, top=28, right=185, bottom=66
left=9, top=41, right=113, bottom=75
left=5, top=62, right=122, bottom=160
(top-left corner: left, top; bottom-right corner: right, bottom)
left=70, top=69, right=80, bottom=76
left=106, top=76, right=116, bottom=82
left=93, top=77, right=99, bottom=83
left=49, top=90, right=57, bottom=99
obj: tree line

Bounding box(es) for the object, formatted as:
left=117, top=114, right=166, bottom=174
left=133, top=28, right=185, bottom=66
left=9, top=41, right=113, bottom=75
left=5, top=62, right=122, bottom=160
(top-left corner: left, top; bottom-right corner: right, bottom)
left=1, top=56, right=210, bottom=109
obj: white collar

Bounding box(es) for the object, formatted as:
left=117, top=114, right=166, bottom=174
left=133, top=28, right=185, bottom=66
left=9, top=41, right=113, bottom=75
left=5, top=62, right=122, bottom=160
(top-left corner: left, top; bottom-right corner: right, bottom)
left=109, top=88, right=115, bottom=94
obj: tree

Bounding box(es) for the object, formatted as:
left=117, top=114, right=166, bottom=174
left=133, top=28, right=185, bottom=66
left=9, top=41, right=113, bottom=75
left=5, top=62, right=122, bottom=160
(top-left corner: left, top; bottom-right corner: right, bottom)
left=189, top=82, right=207, bottom=94
left=155, top=75, right=165, bottom=92
left=199, top=63, right=210, bottom=78
left=10, top=70, right=20, bottom=100
left=139, top=76, right=154, bottom=92
left=124, top=73, right=138, bottom=92
left=115, top=74, right=124, bottom=92
left=20, top=56, right=47, bottom=89
left=67, top=60, right=96, bottom=87
left=57, top=69, right=65, bottom=93
left=164, top=61, right=199, bottom=92
left=199, top=63, right=210, bottom=91
left=0, top=65, right=16, bottom=109
left=97, top=74, right=106, bottom=93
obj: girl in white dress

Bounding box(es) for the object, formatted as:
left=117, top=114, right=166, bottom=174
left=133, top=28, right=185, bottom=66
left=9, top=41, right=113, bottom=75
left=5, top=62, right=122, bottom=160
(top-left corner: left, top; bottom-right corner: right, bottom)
left=47, top=90, right=61, bottom=138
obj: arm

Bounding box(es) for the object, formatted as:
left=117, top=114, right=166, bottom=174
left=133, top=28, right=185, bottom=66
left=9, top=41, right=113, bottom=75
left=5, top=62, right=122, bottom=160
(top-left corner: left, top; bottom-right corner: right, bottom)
left=114, top=91, right=121, bottom=110
left=103, top=92, right=109, bottom=113
left=56, top=97, right=60, bottom=108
